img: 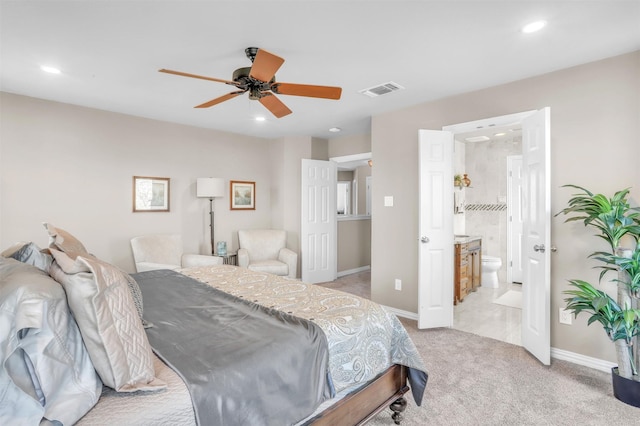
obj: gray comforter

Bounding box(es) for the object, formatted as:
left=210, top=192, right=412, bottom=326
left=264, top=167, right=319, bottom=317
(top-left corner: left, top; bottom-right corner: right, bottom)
left=135, top=269, right=333, bottom=426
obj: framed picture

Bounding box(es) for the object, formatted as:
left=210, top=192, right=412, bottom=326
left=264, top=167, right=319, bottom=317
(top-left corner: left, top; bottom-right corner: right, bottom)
left=133, top=176, right=170, bottom=212
left=230, top=180, right=255, bottom=210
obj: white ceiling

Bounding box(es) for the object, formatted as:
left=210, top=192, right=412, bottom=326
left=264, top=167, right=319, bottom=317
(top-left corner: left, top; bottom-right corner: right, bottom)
left=1, top=1, right=639, bottom=140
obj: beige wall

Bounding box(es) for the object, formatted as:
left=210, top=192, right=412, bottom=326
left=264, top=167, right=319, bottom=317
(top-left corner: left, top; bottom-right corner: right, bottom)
left=0, top=93, right=274, bottom=273
left=337, top=218, right=371, bottom=272
left=371, top=51, right=640, bottom=363
left=328, top=133, right=371, bottom=158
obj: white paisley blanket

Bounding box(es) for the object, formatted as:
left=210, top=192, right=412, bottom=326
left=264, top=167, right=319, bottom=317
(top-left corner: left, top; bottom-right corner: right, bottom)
left=181, top=265, right=428, bottom=399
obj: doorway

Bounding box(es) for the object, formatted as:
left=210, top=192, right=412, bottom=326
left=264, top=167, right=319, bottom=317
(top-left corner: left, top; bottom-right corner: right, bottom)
left=450, top=127, right=523, bottom=346
left=418, top=108, right=551, bottom=364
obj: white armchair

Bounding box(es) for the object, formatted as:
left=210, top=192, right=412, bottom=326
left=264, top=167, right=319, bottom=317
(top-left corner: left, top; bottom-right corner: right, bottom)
left=130, top=234, right=223, bottom=273
left=237, top=229, right=297, bottom=278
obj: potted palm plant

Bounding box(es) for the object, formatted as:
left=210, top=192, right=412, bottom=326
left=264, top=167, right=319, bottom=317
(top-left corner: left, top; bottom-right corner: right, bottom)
left=557, top=185, right=640, bottom=407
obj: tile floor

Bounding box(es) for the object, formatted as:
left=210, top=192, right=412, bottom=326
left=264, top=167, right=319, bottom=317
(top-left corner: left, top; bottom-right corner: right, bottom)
left=318, top=271, right=522, bottom=346
left=454, top=281, right=522, bottom=346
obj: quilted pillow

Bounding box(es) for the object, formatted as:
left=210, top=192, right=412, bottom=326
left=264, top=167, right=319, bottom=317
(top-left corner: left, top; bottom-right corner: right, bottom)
left=42, top=223, right=148, bottom=327
left=0, top=257, right=101, bottom=424
left=49, top=249, right=165, bottom=392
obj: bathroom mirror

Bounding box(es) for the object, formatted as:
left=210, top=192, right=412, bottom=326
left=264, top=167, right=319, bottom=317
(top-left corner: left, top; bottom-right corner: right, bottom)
left=337, top=181, right=351, bottom=215
left=330, top=152, right=372, bottom=217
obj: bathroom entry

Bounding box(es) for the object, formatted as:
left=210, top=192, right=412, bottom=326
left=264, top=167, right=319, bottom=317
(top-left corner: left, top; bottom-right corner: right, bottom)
left=419, top=108, right=551, bottom=365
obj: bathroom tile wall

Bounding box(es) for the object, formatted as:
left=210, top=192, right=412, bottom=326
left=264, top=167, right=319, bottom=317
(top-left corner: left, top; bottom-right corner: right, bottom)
left=453, top=139, right=466, bottom=234
left=461, top=135, right=522, bottom=282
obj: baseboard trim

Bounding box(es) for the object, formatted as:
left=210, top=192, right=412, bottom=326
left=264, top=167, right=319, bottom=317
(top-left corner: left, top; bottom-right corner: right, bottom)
left=383, top=305, right=419, bottom=321
left=551, top=347, right=616, bottom=373
left=337, top=265, right=370, bottom=278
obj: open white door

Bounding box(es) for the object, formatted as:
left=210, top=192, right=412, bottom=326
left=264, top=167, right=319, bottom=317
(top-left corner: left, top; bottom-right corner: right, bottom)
left=301, top=159, right=337, bottom=284
left=507, top=155, right=524, bottom=284
left=521, top=107, right=551, bottom=365
left=418, top=130, right=454, bottom=329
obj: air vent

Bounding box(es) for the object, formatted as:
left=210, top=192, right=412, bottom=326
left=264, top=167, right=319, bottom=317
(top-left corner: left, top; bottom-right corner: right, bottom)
left=359, top=81, right=404, bottom=97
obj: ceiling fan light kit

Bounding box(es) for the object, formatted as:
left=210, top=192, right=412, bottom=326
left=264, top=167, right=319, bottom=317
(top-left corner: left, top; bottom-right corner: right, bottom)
left=160, top=47, right=342, bottom=118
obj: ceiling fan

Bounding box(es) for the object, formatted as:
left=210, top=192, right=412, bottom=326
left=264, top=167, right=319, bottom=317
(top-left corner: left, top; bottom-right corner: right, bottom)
left=159, top=47, right=342, bottom=118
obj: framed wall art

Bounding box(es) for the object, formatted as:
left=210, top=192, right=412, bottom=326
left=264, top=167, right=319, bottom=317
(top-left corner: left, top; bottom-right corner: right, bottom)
left=230, top=180, right=255, bottom=210
left=133, top=176, right=170, bottom=212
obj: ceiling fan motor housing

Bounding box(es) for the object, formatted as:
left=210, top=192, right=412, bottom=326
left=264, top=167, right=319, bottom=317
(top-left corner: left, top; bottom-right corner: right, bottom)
left=232, top=66, right=275, bottom=99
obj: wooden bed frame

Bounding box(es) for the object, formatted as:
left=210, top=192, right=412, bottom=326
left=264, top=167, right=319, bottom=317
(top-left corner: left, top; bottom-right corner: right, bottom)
left=305, top=364, right=409, bottom=425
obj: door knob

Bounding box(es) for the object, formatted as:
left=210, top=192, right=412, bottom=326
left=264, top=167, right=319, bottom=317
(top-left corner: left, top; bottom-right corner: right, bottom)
left=420, top=236, right=430, bottom=243
left=550, top=246, right=558, bottom=253
left=533, top=244, right=546, bottom=253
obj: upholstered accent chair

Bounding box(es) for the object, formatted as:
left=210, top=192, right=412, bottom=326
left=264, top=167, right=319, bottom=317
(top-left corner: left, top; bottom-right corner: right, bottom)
left=130, top=234, right=223, bottom=272
left=237, top=229, right=297, bottom=278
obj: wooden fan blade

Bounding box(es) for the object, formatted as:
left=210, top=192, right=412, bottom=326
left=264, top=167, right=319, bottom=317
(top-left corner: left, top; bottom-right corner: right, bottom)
left=249, top=49, right=284, bottom=82
left=259, top=93, right=292, bottom=118
left=272, top=82, right=342, bottom=100
left=194, top=91, right=245, bottom=108
left=159, top=69, right=238, bottom=86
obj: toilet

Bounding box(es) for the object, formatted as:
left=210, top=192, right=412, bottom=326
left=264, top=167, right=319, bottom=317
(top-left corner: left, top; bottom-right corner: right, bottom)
left=481, top=255, right=502, bottom=288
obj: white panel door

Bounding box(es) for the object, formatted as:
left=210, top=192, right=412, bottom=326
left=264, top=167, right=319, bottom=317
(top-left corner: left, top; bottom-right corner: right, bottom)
left=507, top=155, right=524, bottom=284
left=418, top=130, right=454, bottom=329
left=521, top=108, right=551, bottom=365
left=301, top=159, right=337, bottom=284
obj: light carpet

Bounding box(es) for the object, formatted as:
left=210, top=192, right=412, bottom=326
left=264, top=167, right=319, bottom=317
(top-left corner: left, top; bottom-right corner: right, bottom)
left=368, top=323, right=638, bottom=425
left=492, top=289, right=522, bottom=309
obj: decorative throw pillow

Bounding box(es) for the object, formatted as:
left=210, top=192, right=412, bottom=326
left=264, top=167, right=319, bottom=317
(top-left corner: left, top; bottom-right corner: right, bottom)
left=43, top=222, right=89, bottom=258
left=42, top=223, right=149, bottom=327
left=48, top=249, right=165, bottom=392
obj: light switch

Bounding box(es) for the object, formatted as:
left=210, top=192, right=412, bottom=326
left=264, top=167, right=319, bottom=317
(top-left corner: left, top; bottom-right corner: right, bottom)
left=384, top=196, right=394, bottom=207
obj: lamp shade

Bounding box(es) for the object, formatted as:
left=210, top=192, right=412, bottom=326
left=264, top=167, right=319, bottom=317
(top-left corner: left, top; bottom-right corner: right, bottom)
left=197, top=178, right=225, bottom=198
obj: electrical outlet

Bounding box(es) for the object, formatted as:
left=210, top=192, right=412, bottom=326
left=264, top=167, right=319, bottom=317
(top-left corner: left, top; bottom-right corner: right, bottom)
left=394, top=279, right=402, bottom=291
left=559, top=308, right=572, bottom=325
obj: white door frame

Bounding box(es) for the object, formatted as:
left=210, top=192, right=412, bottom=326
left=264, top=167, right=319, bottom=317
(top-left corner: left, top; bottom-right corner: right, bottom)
left=441, top=109, right=550, bottom=365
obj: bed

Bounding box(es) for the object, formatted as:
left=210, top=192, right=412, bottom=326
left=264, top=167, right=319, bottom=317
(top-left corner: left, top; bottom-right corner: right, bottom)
left=0, top=224, right=428, bottom=426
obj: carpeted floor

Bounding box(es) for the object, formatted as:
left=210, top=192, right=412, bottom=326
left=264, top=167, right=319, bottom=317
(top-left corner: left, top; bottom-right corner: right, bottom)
left=367, top=323, right=639, bottom=425
left=318, top=272, right=640, bottom=425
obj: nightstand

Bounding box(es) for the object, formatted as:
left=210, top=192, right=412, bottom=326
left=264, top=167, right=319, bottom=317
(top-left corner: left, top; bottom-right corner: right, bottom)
left=215, top=251, right=237, bottom=266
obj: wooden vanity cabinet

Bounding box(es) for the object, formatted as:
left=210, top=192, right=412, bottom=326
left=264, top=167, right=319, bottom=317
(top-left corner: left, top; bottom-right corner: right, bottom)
left=454, top=239, right=482, bottom=304
left=468, top=239, right=482, bottom=291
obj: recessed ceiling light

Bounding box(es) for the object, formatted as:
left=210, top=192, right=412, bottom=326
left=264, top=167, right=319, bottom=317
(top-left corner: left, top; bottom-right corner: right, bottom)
left=494, top=132, right=506, bottom=137
left=329, top=127, right=341, bottom=133
left=40, top=65, right=61, bottom=74
left=522, top=20, right=547, bottom=34
left=254, top=116, right=266, bottom=122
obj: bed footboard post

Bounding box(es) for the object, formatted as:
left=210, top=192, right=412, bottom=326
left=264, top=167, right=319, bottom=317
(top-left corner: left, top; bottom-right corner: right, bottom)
left=390, top=396, right=407, bottom=425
